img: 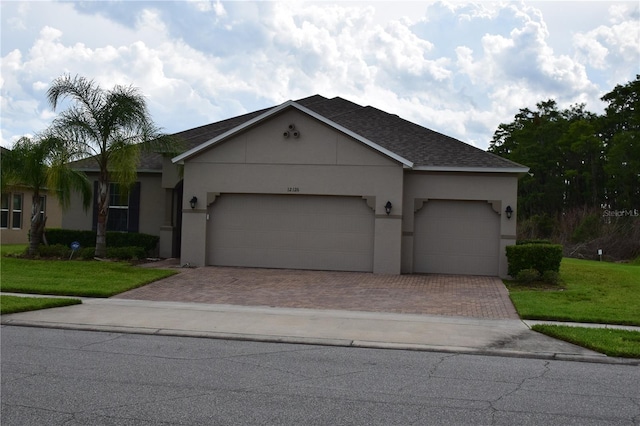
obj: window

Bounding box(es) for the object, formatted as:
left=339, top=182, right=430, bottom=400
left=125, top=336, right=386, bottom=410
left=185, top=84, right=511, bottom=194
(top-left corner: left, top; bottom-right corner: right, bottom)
left=92, top=181, right=141, bottom=233
left=0, top=193, right=44, bottom=230
left=1, top=194, right=8, bottom=228
left=39, top=196, right=46, bottom=222
left=107, top=183, right=129, bottom=232
left=12, top=194, right=22, bottom=229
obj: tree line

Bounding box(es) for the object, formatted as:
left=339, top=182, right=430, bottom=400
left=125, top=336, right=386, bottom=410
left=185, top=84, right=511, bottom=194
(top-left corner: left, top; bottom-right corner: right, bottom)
left=488, top=76, right=639, bottom=259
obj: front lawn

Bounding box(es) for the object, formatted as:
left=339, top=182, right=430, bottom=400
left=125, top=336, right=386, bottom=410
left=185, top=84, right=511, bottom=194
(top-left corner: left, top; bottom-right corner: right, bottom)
left=507, top=258, right=640, bottom=326
left=1, top=244, right=26, bottom=256
left=507, top=258, right=640, bottom=358
left=1, top=295, right=81, bottom=315
left=531, top=325, right=640, bottom=358
left=1, top=253, right=176, bottom=297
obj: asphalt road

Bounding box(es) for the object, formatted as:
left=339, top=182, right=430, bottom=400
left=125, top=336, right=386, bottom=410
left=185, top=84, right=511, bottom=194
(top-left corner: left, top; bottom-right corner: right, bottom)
left=2, top=326, right=639, bottom=425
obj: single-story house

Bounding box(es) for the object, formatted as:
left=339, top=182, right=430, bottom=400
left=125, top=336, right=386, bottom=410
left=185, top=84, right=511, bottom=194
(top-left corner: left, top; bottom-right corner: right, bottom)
left=63, top=95, right=528, bottom=277
left=1, top=148, right=63, bottom=245
left=1, top=186, right=62, bottom=245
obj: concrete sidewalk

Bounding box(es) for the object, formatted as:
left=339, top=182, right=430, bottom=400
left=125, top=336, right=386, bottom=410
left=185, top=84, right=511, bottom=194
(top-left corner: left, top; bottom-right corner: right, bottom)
left=3, top=295, right=636, bottom=365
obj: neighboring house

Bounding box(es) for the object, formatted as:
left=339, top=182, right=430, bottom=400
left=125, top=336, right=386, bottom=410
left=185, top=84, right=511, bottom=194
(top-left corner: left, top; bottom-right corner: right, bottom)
left=1, top=147, right=63, bottom=245
left=63, top=95, right=528, bottom=277
left=1, top=187, right=58, bottom=245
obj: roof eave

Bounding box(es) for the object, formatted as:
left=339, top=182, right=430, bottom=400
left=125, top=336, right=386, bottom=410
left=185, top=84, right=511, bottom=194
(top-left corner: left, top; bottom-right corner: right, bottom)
left=412, top=166, right=530, bottom=175
left=73, top=168, right=163, bottom=174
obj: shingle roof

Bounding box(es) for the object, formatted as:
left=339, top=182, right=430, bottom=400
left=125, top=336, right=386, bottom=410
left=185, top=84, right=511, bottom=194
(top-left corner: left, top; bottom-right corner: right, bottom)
left=75, top=95, right=527, bottom=172
left=290, top=96, right=524, bottom=170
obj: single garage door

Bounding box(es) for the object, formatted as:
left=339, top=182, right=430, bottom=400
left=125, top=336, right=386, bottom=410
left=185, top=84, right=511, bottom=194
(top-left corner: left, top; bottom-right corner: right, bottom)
left=207, top=194, right=374, bottom=271
left=413, top=200, right=499, bottom=276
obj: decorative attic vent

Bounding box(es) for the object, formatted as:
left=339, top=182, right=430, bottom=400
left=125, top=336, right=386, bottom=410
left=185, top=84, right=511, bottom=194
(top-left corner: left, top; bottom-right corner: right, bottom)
left=283, top=124, right=300, bottom=139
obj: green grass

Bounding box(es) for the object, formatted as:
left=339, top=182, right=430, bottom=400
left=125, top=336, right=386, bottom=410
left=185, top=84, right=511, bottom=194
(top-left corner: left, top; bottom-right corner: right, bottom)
left=507, top=258, right=640, bottom=326
left=532, top=325, right=640, bottom=358
left=1, top=250, right=177, bottom=297
left=1, top=244, right=27, bottom=256
left=508, top=258, right=640, bottom=357
left=1, top=295, right=81, bottom=315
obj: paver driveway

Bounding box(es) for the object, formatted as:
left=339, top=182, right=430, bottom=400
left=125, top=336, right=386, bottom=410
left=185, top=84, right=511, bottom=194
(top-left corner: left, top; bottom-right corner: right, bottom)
left=116, top=264, right=519, bottom=320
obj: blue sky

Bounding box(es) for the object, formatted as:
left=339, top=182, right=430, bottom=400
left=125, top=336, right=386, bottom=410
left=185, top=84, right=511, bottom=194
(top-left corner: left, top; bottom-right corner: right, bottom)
left=1, top=1, right=638, bottom=150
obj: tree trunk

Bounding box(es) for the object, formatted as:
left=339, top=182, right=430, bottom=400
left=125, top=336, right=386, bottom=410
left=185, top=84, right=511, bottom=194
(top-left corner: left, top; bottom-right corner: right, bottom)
left=95, top=177, right=110, bottom=258
left=28, top=194, right=43, bottom=256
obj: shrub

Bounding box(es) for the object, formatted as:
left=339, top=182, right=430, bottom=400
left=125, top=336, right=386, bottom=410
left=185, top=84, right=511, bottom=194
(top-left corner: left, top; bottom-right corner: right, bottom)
left=516, top=268, right=540, bottom=284
left=516, top=239, right=552, bottom=245
left=541, top=270, right=560, bottom=285
left=571, top=213, right=602, bottom=243
left=78, top=247, right=97, bottom=260
left=34, top=245, right=146, bottom=261
left=36, top=244, right=71, bottom=258
left=521, top=207, right=640, bottom=262
left=104, top=233, right=159, bottom=253
left=45, top=229, right=159, bottom=253
left=44, top=229, right=95, bottom=248
left=506, top=243, right=563, bottom=277
left=106, top=246, right=146, bottom=260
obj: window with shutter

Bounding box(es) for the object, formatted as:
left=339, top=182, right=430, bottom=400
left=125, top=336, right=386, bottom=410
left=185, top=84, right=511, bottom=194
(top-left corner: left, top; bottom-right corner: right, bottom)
left=92, top=182, right=141, bottom=232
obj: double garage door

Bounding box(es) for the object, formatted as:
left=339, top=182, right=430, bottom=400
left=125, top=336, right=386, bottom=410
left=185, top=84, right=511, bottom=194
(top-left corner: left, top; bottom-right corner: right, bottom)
left=207, top=195, right=499, bottom=275
left=207, top=194, right=374, bottom=272
left=413, top=200, right=500, bottom=276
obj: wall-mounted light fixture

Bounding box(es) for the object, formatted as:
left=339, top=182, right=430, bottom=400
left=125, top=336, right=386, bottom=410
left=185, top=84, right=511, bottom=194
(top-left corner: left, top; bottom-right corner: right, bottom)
left=385, top=201, right=392, bottom=215
left=505, top=205, right=513, bottom=219
left=189, top=196, right=198, bottom=209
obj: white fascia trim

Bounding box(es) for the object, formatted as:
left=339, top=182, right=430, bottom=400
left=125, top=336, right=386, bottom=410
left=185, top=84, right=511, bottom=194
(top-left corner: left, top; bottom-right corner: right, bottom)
left=412, top=166, right=530, bottom=174
left=172, top=100, right=414, bottom=168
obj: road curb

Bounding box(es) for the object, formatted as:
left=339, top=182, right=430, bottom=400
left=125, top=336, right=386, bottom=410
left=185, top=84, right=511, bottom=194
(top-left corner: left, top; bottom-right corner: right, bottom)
left=3, top=319, right=638, bottom=366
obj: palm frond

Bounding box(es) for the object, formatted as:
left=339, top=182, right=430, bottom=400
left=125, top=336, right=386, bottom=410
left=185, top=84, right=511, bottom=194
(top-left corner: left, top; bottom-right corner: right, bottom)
left=48, top=163, right=92, bottom=210
left=2, top=133, right=91, bottom=212
left=2, top=136, right=48, bottom=191
left=47, top=74, right=103, bottom=114
left=109, top=141, right=140, bottom=193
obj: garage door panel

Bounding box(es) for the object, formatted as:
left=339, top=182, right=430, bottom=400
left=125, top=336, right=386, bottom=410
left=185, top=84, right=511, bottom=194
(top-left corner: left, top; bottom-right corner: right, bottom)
left=210, top=245, right=373, bottom=270
left=208, top=194, right=374, bottom=272
left=214, top=228, right=372, bottom=251
left=421, top=254, right=497, bottom=276
left=221, top=212, right=371, bottom=234
left=414, top=200, right=499, bottom=276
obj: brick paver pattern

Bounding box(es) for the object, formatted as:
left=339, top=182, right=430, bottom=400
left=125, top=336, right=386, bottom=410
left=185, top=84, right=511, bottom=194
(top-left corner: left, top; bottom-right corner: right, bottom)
left=116, top=265, right=520, bottom=320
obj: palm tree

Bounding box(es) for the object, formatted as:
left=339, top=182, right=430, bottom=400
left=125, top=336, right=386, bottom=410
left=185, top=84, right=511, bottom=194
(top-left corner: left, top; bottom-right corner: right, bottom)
left=47, top=74, right=171, bottom=258
left=1, top=135, right=91, bottom=255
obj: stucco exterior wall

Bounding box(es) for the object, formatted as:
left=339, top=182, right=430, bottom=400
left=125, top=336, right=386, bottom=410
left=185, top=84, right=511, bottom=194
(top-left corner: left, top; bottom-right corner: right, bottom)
left=180, top=109, right=404, bottom=273
left=61, top=172, right=165, bottom=237
left=60, top=175, right=94, bottom=231
left=1, top=187, right=62, bottom=245
left=402, top=171, right=519, bottom=277
left=137, top=174, right=165, bottom=236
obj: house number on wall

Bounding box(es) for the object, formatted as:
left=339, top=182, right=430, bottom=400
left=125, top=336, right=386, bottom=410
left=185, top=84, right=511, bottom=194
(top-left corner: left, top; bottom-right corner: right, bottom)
left=287, top=187, right=300, bottom=192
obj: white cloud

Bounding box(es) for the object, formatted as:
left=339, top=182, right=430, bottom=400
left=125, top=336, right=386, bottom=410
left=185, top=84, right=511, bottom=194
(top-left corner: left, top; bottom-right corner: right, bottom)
left=0, top=1, right=638, bottom=150
left=185, top=0, right=227, bottom=18
left=573, top=3, right=640, bottom=86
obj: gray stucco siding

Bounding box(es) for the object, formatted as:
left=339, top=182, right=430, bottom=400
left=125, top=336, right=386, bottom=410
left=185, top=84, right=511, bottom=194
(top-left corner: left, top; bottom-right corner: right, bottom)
left=180, top=111, right=405, bottom=273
